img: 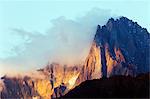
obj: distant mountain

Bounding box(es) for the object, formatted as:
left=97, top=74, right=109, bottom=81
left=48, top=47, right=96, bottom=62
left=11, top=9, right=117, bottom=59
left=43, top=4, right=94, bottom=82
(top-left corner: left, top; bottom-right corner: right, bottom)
left=0, top=17, right=149, bottom=98
left=63, top=73, right=149, bottom=98
left=76, top=17, right=150, bottom=85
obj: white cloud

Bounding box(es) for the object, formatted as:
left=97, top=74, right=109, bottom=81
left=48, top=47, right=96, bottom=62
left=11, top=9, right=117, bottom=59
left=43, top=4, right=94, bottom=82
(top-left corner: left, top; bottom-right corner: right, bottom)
left=0, top=8, right=113, bottom=75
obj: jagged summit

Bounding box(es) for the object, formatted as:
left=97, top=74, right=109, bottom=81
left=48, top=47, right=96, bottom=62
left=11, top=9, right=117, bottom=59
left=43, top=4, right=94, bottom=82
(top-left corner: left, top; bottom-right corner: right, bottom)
left=95, top=16, right=150, bottom=75
left=76, top=16, right=150, bottom=85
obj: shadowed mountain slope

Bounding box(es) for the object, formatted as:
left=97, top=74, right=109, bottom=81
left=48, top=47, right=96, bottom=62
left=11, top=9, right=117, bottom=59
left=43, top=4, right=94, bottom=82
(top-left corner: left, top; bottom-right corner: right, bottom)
left=63, top=73, right=150, bottom=98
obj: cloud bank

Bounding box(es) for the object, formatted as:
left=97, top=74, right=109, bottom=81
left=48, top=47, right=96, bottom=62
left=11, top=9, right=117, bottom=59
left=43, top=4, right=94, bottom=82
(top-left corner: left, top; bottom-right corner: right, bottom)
left=0, top=8, right=113, bottom=75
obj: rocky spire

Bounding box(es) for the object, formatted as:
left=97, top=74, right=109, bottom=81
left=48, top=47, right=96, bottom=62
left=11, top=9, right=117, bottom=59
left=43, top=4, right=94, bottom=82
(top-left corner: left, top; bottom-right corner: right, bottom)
left=76, top=16, right=150, bottom=85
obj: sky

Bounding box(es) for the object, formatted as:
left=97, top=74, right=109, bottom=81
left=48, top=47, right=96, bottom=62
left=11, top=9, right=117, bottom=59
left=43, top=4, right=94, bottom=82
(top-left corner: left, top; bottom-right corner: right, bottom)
left=0, top=0, right=149, bottom=76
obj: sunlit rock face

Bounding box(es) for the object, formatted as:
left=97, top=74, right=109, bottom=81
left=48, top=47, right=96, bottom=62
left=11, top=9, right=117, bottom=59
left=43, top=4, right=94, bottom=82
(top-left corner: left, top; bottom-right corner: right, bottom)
left=0, top=72, right=53, bottom=98
left=0, top=63, right=80, bottom=99
left=0, top=76, right=40, bottom=98
left=75, top=42, right=101, bottom=85
left=41, top=63, right=80, bottom=98
left=76, top=17, right=150, bottom=85
left=41, top=63, right=80, bottom=90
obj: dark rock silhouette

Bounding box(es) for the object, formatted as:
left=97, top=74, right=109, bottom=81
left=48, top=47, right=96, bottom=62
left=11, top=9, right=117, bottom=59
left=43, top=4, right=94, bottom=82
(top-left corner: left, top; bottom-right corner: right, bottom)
left=63, top=73, right=150, bottom=98
left=52, top=83, right=67, bottom=98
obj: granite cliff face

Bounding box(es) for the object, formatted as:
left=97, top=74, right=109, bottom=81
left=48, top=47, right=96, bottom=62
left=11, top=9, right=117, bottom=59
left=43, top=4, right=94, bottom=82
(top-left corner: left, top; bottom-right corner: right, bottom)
left=75, top=42, right=101, bottom=85
left=0, top=17, right=150, bottom=98
left=76, top=17, right=150, bottom=85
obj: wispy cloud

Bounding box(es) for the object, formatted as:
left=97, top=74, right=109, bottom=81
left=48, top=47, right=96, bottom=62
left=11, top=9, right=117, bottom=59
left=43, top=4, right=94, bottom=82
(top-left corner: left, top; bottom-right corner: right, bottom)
left=0, top=8, right=113, bottom=75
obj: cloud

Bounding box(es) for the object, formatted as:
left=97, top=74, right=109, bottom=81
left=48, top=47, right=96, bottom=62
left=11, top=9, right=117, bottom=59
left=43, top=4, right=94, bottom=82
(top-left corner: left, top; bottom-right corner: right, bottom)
left=0, top=8, right=113, bottom=75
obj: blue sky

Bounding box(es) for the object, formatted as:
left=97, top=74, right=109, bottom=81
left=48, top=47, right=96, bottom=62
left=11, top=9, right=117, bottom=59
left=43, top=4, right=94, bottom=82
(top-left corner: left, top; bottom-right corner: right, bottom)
left=0, top=0, right=149, bottom=33
left=0, top=0, right=149, bottom=75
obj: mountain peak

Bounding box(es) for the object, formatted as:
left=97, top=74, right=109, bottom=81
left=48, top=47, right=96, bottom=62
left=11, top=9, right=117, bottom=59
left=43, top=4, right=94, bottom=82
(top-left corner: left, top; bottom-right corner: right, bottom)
left=107, top=17, right=115, bottom=24
left=77, top=16, right=150, bottom=85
